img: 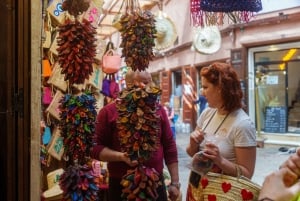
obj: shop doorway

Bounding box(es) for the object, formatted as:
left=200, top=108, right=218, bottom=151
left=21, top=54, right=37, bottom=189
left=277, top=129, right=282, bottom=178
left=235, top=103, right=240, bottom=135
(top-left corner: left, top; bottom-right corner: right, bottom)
left=0, top=0, right=31, bottom=200
left=171, top=70, right=182, bottom=116
left=181, top=66, right=198, bottom=130
left=249, top=42, right=300, bottom=134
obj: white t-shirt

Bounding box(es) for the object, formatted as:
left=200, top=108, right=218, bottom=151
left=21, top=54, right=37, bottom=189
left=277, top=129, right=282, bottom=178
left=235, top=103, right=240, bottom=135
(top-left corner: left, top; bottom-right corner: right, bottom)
left=196, top=108, right=256, bottom=163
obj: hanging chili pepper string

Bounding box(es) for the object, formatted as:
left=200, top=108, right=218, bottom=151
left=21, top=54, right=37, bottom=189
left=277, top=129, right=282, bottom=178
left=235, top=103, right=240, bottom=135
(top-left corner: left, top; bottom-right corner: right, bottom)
left=59, top=91, right=97, bottom=165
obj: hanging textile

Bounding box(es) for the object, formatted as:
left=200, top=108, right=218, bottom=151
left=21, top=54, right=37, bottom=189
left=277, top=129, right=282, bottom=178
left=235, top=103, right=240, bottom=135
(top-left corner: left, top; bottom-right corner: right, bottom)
left=190, top=0, right=262, bottom=27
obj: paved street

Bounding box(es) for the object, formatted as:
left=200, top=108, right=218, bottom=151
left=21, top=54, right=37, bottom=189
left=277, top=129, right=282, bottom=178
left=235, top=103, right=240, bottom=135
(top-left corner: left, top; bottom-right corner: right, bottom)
left=174, top=132, right=295, bottom=200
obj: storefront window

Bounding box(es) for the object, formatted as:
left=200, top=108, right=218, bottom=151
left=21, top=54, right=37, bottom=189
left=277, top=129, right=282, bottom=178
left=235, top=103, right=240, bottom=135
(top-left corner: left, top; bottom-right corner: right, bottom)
left=249, top=42, right=300, bottom=134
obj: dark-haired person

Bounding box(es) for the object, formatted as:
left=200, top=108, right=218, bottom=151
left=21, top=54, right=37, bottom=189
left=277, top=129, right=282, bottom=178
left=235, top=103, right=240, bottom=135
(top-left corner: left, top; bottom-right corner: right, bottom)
left=186, top=62, right=257, bottom=197
left=193, top=88, right=208, bottom=115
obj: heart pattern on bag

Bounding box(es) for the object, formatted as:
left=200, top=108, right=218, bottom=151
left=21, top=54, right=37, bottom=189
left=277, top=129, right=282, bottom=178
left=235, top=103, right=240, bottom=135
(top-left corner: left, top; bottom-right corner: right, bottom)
left=221, top=182, right=232, bottom=193
left=201, top=177, right=209, bottom=189
left=188, top=172, right=260, bottom=201
left=241, top=189, right=254, bottom=200
left=207, top=194, right=217, bottom=201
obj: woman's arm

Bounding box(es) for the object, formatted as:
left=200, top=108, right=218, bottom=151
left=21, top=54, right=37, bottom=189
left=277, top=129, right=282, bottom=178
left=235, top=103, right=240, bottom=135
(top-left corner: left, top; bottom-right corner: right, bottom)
left=235, top=146, right=256, bottom=178
left=204, top=145, right=256, bottom=179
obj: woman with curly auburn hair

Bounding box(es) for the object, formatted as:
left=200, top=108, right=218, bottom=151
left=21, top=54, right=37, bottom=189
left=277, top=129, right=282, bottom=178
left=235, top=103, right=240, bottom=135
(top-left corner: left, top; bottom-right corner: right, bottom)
left=186, top=62, right=257, bottom=196
left=200, top=62, right=244, bottom=113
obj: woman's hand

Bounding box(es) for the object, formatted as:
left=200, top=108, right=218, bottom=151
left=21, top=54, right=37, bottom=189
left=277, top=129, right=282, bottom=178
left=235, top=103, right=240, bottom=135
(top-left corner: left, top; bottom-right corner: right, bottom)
left=190, top=128, right=205, bottom=145
left=202, top=142, right=222, bottom=166
left=186, top=128, right=205, bottom=157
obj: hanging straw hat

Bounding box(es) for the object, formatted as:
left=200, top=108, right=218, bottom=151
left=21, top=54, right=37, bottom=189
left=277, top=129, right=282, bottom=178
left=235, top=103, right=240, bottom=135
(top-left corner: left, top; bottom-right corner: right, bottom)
left=154, top=11, right=177, bottom=51
left=192, top=26, right=221, bottom=55
left=42, top=168, right=64, bottom=201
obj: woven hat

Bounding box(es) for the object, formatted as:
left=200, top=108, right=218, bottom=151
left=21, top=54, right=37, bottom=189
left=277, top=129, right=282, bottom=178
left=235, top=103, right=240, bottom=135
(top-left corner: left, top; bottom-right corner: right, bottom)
left=154, top=11, right=177, bottom=51
left=192, top=26, right=221, bottom=54
left=43, top=168, right=64, bottom=200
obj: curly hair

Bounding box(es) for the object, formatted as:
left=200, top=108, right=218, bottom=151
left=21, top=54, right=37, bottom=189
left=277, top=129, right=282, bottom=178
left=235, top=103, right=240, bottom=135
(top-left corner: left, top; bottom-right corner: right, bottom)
left=200, top=62, right=243, bottom=112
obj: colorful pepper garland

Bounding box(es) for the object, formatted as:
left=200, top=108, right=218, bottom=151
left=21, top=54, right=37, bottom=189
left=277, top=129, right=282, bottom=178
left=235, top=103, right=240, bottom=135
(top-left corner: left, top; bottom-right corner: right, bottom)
left=59, top=164, right=100, bottom=201
left=116, top=83, right=163, bottom=200
left=120, top=166, right=161, bottom=201
left=57, top=18, right=96, bottom=85
left=119, top=10, right=156, bottom=71
left=116, top=84, right=161, bottom=162
left=59, top=91, right=97, bottom=164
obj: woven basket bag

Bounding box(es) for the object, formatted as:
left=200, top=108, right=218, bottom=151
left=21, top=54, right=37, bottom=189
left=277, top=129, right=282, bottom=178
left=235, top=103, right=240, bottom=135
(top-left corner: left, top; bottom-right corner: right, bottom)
left=187, top=168, right=261, bottom=201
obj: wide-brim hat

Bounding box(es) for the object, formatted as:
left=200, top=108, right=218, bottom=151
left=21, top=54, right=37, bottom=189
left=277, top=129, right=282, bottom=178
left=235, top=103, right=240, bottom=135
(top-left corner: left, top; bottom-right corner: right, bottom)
left=192, top=26, right=221, bottom=54
left=154, top=11, right=177, bottom=51
left=43, top=185, right=63, bottom=201
left=42, top=168, right=64, bottom=200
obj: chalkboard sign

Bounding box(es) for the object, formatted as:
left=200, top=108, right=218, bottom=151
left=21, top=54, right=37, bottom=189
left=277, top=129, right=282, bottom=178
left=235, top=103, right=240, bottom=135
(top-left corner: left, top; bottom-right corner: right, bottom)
left=264, top=106, right=287, bottom=133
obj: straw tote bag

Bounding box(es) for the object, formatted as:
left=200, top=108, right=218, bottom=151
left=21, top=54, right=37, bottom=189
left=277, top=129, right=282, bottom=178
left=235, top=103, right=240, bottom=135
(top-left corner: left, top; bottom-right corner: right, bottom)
left=187, top=166, right=261, bottom=201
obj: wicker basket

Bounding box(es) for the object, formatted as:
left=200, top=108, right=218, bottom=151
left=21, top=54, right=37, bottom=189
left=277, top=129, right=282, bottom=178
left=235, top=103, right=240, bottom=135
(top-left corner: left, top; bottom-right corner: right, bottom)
left=188, top=172, right=261, bottom=201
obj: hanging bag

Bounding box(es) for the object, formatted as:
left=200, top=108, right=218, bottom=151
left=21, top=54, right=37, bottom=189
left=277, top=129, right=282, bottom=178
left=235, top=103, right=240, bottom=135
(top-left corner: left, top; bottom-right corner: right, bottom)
left=83, top=1, right=102, bottom=28
left=102, top=49, right=121, bottom=74
left=42, top=87, right=53, bottom=105
left=102, top=42, right=121, bottom=74
left=47, top=126, right=65, bottom=161
left=100, top=75, right=111, bottom=97
left=45, top=90, right=64, bottom=120
left=47, top=62, right=68, bottom=92
left=87, top=64, right=101, bottom=90
left=46, top=0, right=66, bottom=25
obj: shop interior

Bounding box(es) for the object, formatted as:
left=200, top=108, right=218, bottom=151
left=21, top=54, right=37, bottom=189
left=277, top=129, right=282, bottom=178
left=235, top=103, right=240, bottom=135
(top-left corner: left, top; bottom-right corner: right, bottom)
left=253, top=46, right=300, bottom=134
